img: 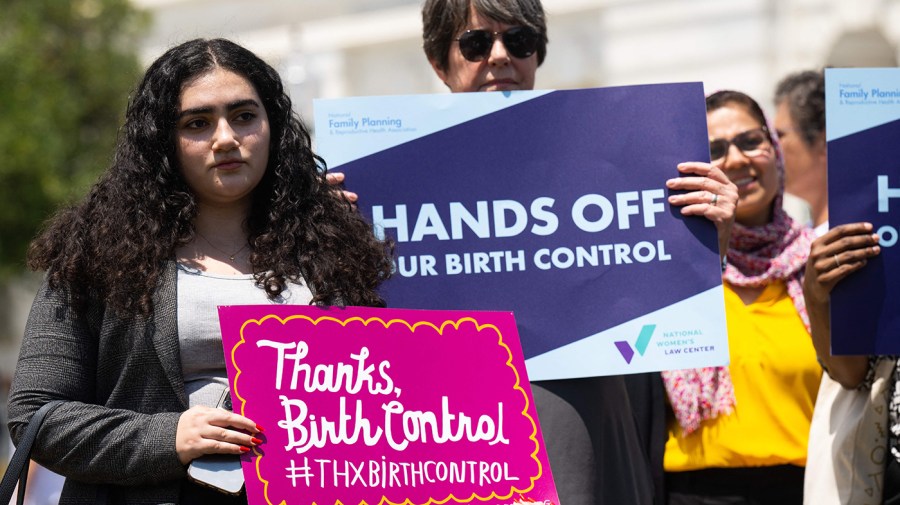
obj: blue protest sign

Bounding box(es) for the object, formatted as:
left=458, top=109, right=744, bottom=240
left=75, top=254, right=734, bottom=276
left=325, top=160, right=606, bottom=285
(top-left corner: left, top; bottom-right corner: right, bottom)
left=826, top=68, right=900, bottom=354
left=314, top=84, right=728, bottom=379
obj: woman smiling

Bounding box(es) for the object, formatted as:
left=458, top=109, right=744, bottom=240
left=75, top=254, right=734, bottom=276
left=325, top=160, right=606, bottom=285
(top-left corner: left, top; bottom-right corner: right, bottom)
left=662, top=90, right=821, bottom=505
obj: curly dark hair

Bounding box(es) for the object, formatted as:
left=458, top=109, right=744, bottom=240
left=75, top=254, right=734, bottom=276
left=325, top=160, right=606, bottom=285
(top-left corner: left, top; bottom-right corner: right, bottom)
left=422, top=0, right=548, bottom=73
left=774, top=69, right=826, bottom=148
left=27, top=38, right=393, bottom=316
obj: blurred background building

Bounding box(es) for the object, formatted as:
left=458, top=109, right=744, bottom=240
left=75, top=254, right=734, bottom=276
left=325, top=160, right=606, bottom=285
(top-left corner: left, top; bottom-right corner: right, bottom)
left=133, top=0, right=900, bottom=128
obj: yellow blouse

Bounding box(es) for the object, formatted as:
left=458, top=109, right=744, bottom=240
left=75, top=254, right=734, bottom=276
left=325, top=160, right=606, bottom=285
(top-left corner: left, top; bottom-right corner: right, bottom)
left=664, top=281, right=822, bottom=471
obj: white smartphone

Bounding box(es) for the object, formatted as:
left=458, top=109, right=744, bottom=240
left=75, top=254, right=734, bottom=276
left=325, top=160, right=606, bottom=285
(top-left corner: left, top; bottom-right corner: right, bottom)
left=186, top=389, right=245, bottom=495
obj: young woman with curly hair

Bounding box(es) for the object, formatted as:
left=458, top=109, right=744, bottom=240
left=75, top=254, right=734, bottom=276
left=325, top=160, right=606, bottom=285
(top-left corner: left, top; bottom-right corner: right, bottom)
left=8, top=38, right=393, bottom=504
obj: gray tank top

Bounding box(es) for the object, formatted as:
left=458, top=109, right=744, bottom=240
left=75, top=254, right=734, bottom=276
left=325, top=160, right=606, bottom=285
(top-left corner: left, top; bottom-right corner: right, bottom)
left=176, top=263, right=313, bottom=408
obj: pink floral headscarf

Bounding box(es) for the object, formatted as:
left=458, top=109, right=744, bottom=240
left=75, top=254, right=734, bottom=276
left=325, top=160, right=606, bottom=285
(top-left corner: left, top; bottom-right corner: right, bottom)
left=661, top=94, right=816, bottom=435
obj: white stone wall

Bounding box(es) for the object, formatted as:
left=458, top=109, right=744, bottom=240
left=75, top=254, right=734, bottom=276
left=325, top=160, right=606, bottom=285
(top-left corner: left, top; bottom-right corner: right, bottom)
left=132, top=0, right=900, bottom=120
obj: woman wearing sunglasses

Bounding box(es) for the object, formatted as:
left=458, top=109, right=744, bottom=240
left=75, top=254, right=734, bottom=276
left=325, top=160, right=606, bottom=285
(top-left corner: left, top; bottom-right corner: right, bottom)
left=423, top=0, right=544, bottom=93
left=421, top=2, right=738, bottom=505
left=661, top=90, right=823, bottom=504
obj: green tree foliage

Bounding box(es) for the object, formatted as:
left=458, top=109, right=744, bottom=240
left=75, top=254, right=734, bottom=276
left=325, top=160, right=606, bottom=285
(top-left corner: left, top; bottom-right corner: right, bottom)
left=0, top=0, right=147, bottom=276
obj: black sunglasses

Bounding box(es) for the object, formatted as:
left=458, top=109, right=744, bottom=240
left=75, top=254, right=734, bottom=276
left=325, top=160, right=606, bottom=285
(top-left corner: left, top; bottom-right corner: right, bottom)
left=454, top=26, right=540, bottom=62
left=708, top=127, right=771, bottom=163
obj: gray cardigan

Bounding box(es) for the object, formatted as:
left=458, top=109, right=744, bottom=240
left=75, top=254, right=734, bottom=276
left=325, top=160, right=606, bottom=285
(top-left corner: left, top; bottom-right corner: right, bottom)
left=8, top=262, right=193, bottom=504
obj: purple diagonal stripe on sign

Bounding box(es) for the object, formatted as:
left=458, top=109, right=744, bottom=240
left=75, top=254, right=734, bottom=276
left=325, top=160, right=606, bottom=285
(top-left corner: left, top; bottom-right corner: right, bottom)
left=828, top=117, right=900, bottom=354
left=334, top=85, right=718, bottom=362
left=614, top=341, right=634, bottom=364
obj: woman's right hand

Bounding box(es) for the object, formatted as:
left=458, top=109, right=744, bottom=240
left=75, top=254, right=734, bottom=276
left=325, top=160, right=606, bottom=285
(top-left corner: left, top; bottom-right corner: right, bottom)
left=175, top=406, right=263, bottom=465
left=665, top=161, right=738, bottom=260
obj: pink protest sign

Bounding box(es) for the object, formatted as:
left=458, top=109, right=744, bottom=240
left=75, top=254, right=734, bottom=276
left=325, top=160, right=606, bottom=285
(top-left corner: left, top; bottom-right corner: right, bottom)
left=217, top=305, right=559, bottom=505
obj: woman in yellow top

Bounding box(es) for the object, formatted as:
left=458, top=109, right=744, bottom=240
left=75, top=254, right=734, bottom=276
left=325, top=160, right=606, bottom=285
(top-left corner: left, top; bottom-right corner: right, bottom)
left=660, top=90, right=821, bottom=504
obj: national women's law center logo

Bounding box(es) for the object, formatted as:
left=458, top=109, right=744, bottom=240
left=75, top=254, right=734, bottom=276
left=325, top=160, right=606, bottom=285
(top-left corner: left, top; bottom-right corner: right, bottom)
left=614, top=324, right=656, bottom=364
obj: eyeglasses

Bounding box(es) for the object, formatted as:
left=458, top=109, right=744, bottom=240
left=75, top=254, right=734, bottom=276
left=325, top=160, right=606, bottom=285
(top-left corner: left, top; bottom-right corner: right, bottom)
left=454, top=26, right=540, bottom=62
left=708, top=127, right=771, bottom=163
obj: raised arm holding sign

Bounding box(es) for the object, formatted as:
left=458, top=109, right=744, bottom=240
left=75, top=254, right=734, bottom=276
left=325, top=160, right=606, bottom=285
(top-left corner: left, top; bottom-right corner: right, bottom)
left=820, top=67, right=900, bottom=357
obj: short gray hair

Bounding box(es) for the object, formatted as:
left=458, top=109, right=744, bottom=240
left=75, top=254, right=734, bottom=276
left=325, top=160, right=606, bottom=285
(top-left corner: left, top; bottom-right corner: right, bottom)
left=422, top=0, right=548, bottom=72
left=774, top=69, right=826, bottom=148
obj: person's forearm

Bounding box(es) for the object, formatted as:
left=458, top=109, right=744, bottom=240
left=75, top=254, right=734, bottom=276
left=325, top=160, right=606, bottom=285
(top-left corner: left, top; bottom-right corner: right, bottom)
left=808, top=298, right=868, bottom=388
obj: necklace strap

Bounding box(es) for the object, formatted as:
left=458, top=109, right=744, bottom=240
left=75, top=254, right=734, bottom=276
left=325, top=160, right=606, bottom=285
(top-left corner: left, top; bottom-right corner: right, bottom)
left=195, top=230, right=248, bottom=261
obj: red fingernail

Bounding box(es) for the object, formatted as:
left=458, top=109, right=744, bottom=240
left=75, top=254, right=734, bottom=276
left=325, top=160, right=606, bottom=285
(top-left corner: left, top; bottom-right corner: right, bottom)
left=251, top=437, right=263, bottom=445
left=240, top=446, right=250, bottom=453
left=255, top=424, right=265, bottom=432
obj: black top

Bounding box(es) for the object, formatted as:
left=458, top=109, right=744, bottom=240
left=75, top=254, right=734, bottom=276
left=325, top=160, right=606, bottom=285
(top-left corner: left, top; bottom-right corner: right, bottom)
left=532, top=375, right=656, bottom=505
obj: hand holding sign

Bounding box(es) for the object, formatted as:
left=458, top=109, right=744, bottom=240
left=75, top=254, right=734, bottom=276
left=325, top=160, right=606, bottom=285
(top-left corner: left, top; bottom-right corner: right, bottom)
left=666, top=161, right=738, bottom=258
left=314, top=85, right=732, bottom=379
left=825, top=67, right=900, bottom=354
